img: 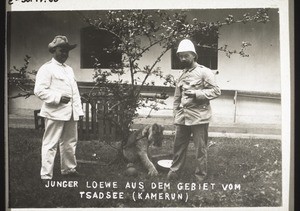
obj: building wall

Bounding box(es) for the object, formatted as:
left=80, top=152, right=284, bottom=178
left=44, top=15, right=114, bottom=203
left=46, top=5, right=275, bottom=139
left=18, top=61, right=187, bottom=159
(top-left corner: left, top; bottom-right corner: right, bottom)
left=135, top=89, right=281, bottom=125
left=7, top=9, right=281, bottom=125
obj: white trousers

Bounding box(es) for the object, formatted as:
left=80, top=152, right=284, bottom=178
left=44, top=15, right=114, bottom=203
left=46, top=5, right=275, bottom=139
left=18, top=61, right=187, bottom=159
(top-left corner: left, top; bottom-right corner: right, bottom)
left=40, top=118, right=78, bottom=179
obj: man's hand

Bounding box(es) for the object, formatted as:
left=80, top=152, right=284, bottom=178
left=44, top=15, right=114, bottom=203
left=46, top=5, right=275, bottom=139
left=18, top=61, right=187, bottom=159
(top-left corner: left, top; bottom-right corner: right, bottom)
left=184, top=90, right=196, bottom=98
left=60, top=95, right=71, bottom=104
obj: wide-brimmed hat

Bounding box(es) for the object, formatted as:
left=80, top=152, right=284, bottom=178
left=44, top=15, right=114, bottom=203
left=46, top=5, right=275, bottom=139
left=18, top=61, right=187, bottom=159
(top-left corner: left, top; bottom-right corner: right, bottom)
left=48, top=35, right=77, bottom=52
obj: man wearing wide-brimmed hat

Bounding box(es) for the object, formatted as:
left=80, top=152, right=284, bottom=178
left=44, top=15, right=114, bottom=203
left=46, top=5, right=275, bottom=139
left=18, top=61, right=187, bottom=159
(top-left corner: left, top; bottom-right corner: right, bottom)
left=34, top=35, right=84, bottom=181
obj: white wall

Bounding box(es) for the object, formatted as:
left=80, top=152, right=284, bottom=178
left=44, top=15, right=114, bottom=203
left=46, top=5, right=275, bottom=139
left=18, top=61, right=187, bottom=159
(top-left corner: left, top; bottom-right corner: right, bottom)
left=136, top=93, right=281, bottom=125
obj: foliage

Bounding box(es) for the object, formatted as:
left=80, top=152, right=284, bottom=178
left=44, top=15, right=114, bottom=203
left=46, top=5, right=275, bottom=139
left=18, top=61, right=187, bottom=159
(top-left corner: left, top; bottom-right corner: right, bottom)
left=8, top=55, right=37, bottom=99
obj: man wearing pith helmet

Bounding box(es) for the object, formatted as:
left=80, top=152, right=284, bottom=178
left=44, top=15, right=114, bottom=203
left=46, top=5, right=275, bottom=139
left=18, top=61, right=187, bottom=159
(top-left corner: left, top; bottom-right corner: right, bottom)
left=34, top=35, right=84, bottom=182
left=167, top=39, right=221, bottom=182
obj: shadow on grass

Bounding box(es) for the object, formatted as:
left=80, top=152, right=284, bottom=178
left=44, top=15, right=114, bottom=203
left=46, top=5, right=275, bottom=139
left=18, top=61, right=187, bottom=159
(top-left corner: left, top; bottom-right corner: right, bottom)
left=8, top=128, right=282, bottom=208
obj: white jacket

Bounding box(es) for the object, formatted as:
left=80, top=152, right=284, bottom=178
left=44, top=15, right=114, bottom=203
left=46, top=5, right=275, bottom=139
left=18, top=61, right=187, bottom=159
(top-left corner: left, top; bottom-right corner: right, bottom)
left=173, top=64, right=221, bottom=125
left=34, top=58, right=84, bottom=121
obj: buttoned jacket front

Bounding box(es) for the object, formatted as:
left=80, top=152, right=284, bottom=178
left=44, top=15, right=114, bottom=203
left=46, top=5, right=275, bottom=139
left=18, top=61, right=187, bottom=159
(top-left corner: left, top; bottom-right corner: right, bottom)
left=34, top=58, right=84, bottom=121
left=173, top=64, right=221, bottom=125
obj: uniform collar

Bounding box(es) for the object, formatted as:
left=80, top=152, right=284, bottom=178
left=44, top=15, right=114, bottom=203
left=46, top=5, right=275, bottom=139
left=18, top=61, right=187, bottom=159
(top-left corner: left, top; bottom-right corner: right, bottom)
left=183, top=63, right=199, bottom=73
left=52, top=58, right=66, bottom=67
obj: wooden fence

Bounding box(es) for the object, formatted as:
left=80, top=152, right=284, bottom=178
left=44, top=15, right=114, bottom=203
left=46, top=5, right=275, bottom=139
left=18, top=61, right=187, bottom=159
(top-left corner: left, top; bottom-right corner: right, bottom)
left=34, top=94, right=122, bottom=141
left=78, top=93, right=122, bottom=141
left=34, top=91, right=168, bottom=141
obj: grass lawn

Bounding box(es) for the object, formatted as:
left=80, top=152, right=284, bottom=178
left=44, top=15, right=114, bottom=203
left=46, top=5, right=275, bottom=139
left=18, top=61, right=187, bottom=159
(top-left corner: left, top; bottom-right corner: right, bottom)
left=8, top=128, right=282, bottom=208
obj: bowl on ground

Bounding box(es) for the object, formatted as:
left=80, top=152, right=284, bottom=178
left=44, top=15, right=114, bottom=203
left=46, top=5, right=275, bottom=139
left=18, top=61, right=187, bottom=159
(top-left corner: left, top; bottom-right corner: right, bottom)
left=157, top=159, right=173, bottom=171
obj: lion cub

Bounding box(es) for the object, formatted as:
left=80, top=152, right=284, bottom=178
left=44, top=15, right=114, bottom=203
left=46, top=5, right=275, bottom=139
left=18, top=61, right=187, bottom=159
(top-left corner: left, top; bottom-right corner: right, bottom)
left=123, top=123, right=164, bottom=176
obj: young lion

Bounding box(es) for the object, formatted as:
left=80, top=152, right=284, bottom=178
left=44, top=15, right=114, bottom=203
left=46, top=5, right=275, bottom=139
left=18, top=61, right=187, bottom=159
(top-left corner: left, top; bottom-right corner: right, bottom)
left=122, top=123, right=164, bottom=176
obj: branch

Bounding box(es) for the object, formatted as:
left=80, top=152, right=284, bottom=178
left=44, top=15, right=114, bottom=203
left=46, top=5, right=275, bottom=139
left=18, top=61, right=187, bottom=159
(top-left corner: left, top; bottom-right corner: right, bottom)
left=132, top=37, right=167, bottom=63
left=95, top=27, right=122, bottom=41
left=136, top=47, right=170, bottom=97
left=198, top=42, right=252, bottom=57
left=129, top=59, right=135, bottom=86
left=9, top=91, right=34, bottom=99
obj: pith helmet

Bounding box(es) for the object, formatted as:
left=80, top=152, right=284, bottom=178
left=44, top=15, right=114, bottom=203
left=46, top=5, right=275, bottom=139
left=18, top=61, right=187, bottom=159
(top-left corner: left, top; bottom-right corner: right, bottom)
left=48, top=35, right=77, bottom=53
left=176, top=39, right=198, bottom=59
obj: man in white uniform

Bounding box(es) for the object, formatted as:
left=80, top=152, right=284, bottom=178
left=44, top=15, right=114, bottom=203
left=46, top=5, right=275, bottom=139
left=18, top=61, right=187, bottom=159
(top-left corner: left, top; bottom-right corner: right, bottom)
left=34, top=35, right=84, bottom=181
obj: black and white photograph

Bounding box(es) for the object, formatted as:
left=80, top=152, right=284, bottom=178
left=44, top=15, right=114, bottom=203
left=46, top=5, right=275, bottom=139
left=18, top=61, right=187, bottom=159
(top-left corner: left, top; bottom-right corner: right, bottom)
left=5, top=0, right=292, bottom=210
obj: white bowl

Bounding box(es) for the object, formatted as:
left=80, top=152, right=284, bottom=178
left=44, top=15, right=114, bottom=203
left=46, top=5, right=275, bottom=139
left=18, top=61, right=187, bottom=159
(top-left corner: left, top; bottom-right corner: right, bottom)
left=157, top=159, right=173, bottom=170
